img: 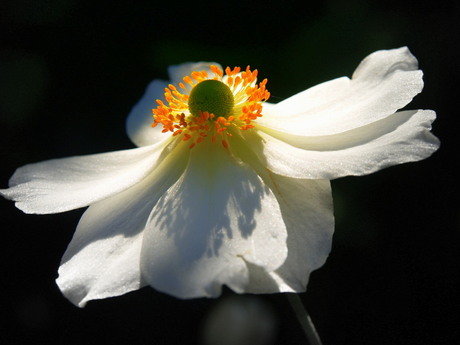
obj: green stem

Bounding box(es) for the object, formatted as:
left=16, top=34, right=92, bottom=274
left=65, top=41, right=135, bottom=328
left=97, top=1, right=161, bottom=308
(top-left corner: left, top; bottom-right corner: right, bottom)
left=287, top=294, right=323, bottom=345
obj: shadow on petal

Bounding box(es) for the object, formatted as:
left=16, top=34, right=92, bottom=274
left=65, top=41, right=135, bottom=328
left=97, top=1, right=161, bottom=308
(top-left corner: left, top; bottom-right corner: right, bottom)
left=149, top=142, right=270, bottom=261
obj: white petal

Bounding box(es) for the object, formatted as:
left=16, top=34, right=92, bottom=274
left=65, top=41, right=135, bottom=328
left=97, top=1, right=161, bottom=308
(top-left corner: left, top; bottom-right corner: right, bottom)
left=0, top=141, right=173, bottom=214
left=140, top=142, right=288, bottom=299
left=56, top=145, right=188, bottom=307
left=245, top=176, right=334, bottom=293
left=126, top=79, right=169, bottom=147
left=257, top=47, right=423, bottom=136
left=248, top=110, right=439, bottom=179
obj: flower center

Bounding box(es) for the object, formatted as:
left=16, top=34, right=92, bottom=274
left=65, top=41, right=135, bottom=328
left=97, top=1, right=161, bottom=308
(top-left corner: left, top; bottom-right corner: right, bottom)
left=188, top=80, right=234, bottom=119
left=152, top=65, right=270, bottom=149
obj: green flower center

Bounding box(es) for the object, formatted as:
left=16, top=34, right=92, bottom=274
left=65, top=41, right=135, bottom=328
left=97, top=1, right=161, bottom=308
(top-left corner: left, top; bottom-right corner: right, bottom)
left=188, top=80, right=234, bottom=118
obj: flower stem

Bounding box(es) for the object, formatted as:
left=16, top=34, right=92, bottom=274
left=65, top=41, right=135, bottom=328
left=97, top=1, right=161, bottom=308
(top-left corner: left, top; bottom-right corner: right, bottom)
left=287, top=293, right=323, bottom=345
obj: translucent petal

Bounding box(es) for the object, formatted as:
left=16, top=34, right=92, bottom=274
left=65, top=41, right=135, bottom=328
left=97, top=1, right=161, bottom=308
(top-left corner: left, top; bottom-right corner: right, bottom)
left=140, top=142, right=288, bottom=298
left=245, top=176, right=334, bottom=293
left=56, top=144, right=188, bottom=307
left=257, top=47, right=423, bottom=136
left=229, top=138, right=334, bottom=292
left=248, top=110, right=439, bottom=179
left=0, top=141, right=172, bottom=214
left=126, top=79, right=169, bottom=147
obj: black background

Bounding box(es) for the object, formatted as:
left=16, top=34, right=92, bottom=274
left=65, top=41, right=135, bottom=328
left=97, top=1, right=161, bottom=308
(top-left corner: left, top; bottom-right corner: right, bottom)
left=0, top=0, right=458, bottom=344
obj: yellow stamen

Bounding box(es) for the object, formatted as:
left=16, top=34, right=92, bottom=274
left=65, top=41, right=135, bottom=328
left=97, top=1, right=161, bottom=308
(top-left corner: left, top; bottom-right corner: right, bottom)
left=152, top=65, right=270, bottom=149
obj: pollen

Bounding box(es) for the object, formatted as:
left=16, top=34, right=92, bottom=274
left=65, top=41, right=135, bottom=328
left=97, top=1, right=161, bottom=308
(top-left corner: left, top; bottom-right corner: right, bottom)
left=152, top=65, right=270, bottom=149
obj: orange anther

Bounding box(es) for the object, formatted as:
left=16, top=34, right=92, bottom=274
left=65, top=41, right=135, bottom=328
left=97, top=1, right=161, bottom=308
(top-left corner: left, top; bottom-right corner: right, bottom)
left=234, top=76, right=242, bottom=88
left=191, top=72, right=202, bottom=81
left=210, top=65, right=223, bottom=77
left=227, top=77, right=234, bottom=87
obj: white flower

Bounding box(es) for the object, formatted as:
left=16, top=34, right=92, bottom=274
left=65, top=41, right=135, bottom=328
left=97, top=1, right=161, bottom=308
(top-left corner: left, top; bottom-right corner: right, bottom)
left=0, top=47, right=439, bottom=307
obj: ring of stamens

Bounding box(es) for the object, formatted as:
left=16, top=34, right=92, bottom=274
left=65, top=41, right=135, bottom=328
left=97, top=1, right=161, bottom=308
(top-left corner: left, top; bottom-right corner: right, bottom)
left=152, top=65, right=270, bottom=149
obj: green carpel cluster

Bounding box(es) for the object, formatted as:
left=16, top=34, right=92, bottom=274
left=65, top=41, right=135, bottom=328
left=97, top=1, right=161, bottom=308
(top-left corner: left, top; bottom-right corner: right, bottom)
left=188, top=80, right=234, bottom=119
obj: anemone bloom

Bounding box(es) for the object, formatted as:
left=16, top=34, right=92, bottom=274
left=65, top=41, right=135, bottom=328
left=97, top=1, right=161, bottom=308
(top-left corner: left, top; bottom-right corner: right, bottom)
left=1, top=47, right=439, bottom=307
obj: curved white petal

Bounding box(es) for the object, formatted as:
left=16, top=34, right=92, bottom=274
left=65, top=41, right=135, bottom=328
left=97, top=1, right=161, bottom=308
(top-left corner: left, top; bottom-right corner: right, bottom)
left=248, top=110, right=439, bottom=179
left=245, top=176, right=334, bottom=293
left=126, top=79, right=169, bottom=147
left=56, top=144, right=188, bottom=307
left=0, top=141, right=173, bottom=214
left=257, top=47, right=423, bottom=136
left=140, top=142, right=287, bottom=299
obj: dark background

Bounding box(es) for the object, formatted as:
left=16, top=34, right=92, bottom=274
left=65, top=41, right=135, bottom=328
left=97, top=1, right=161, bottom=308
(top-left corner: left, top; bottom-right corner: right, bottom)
left=0, top=0, right=458, bottom=344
